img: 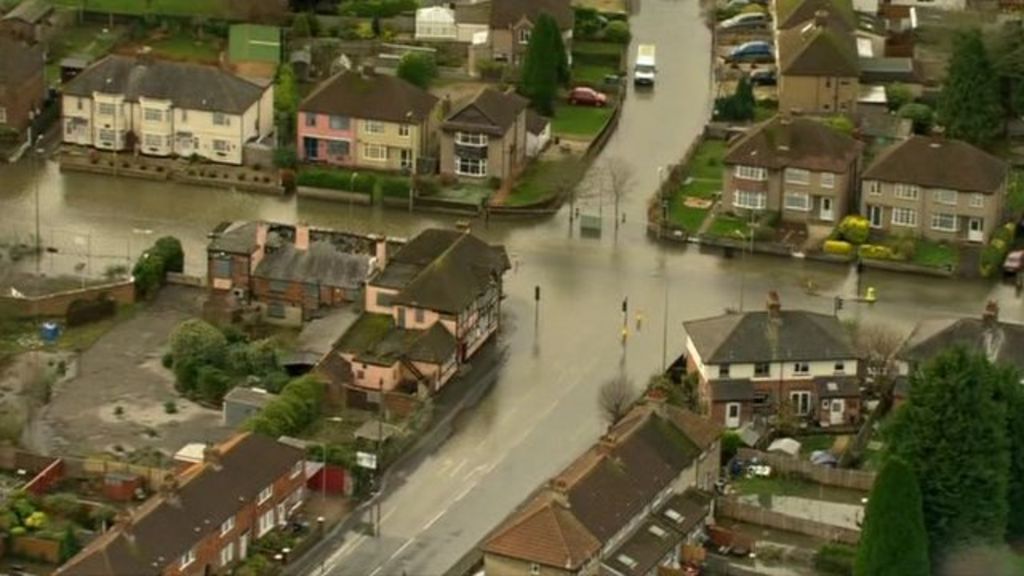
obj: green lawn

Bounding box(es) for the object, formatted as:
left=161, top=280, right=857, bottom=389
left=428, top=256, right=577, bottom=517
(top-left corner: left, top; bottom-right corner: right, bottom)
left=706, top=214, right=749, bottom=239
left=147, top=33, right=223, bottom=63
left=47, top=23, right=125, bottom=83
left=798, top=434, right=840, bottom=456
left=572, top=64, right=617, bottom=86
left=53, top=0, right=227, bottom=16
left=912, top=238, right=958, bottom=269
left=551, top=105, right=614, bottom=138
left=663, top=139, right=727, bottom=233
left=505, top=158, right=585, bottom=207
left=688, top=140, right=728, bottom=181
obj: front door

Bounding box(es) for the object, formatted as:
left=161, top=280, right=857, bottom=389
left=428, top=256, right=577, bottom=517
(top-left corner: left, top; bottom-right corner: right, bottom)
left=239, top=532, right=249, bottom=560
left=820, top=197, right=834, bottom=221
left=968, top=218, right=984, bottom=243
left=303, top=137, right=319, bottom=160
left=830, top=399, right=845, bottom=425
left=868, top=205, right=883, bottom=228
left=725, top=402, right=741, bottom=428
left=400, top=149, right=413, bottom=171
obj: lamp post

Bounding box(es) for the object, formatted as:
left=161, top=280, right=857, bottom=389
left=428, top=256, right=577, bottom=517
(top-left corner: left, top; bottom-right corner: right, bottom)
left=34, top=137, right=43, bottom=275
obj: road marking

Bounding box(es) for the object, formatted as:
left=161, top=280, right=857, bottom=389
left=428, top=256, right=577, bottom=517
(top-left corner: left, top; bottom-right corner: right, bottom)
left=453, top=483, right=474, bottom=503
left=324, top=534, right=367, bottom=572
left=464, top=463, right=491, bottom=480
left=447, top=458, right=467, bottom=478
left=368, top=565, right=385, bottom=576
left=387, top=539, right=415, bottom=563
left=422, top=508, right=447, bottom=531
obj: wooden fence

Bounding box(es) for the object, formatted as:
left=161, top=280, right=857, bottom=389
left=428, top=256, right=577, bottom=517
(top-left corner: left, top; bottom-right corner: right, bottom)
left=63, top=456, right=171, bottom=490
left=737, top=448, right=876, bottom=491
left=717, top=498, right=861, bottom=545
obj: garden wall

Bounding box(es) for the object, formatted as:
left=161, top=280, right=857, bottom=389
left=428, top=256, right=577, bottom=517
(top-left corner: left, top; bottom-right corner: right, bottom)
left=11, top=535, right=60, bottom=564
left=736, top=448, right=876, bottom=491
left=0, top=279, right=135, bottom=318
left=859, top=258, right=954, bottom=278
left=717, top=498, right=861, bottom=545
left=296, top=186, right=373, bottom=205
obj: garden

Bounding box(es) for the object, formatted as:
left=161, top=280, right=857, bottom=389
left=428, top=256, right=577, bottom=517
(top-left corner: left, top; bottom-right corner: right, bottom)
left=663, top=139, right=727, bottom=234
left=571, top=40, right=624, bottom=88
left=0, top=491, right=91, bottom=566
left=551, top=104, right=615, bottom=139
left=823, top=215, right=961, bottom=272
left=503, top=156, right=586, bottom=208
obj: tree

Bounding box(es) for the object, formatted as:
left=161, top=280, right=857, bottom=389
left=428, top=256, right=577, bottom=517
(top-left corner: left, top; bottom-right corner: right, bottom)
left=131, top=251, right=165, bottom=299
left=855, top=458, right=930, bottom=576
left=714, top=77, right=755, bottom=122
left=518, top=13, right=568, bottom=116
left=275, top=64, right=299, bottom=142
left=937, top=29, right=1003, bottom=147
left=598, top=376, right=635, bottom=425
left=169, top=319, right=228, bottom=393
left=291, top=12, right=312, bottom=39
left=396, top=53, right=438, bottom=89
left=197, top=366, right=231, bottom=404
left=885, top=83, right=913, bottom=112
left=886, top=348, right=1011, bottom=558
left=899, top=103, right=934, bottom=135
left=991, top=20, right=1024, bottom=123
left=996, top=371, right=1024, bottom=539
left=602, top=157, right=634, bottom=234
left=152, top=236, right=184, bottom=274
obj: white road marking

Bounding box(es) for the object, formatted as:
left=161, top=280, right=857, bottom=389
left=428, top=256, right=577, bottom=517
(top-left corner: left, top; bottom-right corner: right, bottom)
left=453, top=483, right=474, bottom=503
left=422, top=509, right=447, bottom=531
left=387, top=539, right=415, bottom=563
left=447, top=458, right=467, bottom=478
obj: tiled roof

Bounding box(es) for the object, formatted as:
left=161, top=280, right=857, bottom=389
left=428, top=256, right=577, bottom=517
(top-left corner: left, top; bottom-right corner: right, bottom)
left=815, top=376, right=860, bottom=398
left=255, top=241, right=370, bottom=290
left=484, top=496, right=601, bottom=570
left=778, top=19, right=859, bottom=77
left=337, top=313, right=457, bottom=366
left=602, top=519, right=684, bottom=576
left=3, top=0, right=51, bottom=23
left=490, top=0, right=573, bottom=30
left=299, top=70, right=439, bottom=123
left=526, top=110, right=550, bottom=135
left=711, top=379, right=756, bottom=402
left=900, top=315, right=1024, bottom=372
left=862, top=136, right=1008, bottom=194
left=443, top=88, right=528, bottom=136
left=63, top=55, right=266, bottom=114
left=776, top=0, right=855, bottom=30
left=723, top=116, right=860, bottom=173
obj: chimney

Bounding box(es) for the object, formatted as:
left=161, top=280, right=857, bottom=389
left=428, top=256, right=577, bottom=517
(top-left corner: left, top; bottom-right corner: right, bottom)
left=251, top=221, right=269, bottom=275
left=983, top=300, right=999, bottom=325
left=548, top=478, right=571, bottom=508
left=766, top=291, right=782, bottom=317
left=159, top=472, right=181, bottom=506
left=597, top=432, right=618, bottom=456
left=203, top=445, right=222, bottom=469
left=374, top=236, right=388, bottom=271
left=814, top=9, right=830, bottom=27
left=295, top=223, right=311, bottom=251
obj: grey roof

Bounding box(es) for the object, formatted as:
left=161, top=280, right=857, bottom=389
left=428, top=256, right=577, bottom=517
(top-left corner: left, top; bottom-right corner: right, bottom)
left=255, top=241, right=370, bottom=290
left=815, top=376, right=860, bottom=398
left=0, top=36, right=42, bottom=85
left=862, top=136, right=1008, bottom=194
left=602, top=519, right=685, bottom=576
left=208, top=220, right=260, bottom=254
left=490, top=0, right=574, bottom=30
left=407, top=323, right=458, bottom=364
left=900, top=317, right=1024, bottom=372
left=684, top=309, right=856, bottom=364
left=526, top=110, right=550, bottom=135
left=375, top=229, right=510, bottom=314
left=3, top=0, right=51, bottom=23
left=224, top=386, right=273, bottom=408
left=711, top=379, right=756, bottom=402
left=723, top=116, right=861, bottom=173
left=778, top=19, right=859, bottom=77
left=443, top=88, right=528, bottom=136
left=655, top=489, right=713, bottom=536
left=63, top=55, right=266, bottom=115
left=859, top=57, right=919, bottom=84
left=299, top=70, right=439, bottom=123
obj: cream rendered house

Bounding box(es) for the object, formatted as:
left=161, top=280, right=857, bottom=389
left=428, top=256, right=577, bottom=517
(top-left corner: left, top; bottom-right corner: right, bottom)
left=62, top=55, right=273, bottom=166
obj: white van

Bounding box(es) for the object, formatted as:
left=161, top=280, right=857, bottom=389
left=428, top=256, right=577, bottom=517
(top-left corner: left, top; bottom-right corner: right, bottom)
left=634, top=44, right=656, bottom=86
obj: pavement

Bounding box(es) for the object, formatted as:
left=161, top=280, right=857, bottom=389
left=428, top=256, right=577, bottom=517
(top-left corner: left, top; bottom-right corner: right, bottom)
left=297, top=307, right=361, bottom=357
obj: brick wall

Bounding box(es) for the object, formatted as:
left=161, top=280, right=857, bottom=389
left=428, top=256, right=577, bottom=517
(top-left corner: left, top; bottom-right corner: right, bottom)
left=0, top=279, right=135, bottom=318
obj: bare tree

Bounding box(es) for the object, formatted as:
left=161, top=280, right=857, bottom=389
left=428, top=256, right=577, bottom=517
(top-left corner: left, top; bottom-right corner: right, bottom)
left=602, top=157, right=634, bottom=233
left=598, top=376, right=636, bottom=426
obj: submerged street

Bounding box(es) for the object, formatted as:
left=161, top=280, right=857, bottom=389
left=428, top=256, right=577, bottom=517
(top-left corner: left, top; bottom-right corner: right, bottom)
left=0, top=0, right=1021, bottom=574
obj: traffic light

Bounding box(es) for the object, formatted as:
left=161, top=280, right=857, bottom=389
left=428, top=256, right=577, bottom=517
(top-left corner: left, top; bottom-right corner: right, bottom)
left=622, top=297, right=628, bottom=314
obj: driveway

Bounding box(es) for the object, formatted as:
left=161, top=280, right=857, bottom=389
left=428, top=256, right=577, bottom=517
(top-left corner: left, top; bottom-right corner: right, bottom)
left=297, top=306, right=361, bottom=357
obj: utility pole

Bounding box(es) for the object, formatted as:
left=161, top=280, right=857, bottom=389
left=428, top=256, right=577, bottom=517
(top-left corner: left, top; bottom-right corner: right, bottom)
left=661, top=276, right=669, bottom=373
left=375, top=381, right=384, bottom=538
left=34, top=140, right=41, bottom=275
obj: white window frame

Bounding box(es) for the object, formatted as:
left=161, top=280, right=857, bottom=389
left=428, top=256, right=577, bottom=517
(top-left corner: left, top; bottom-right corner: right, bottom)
left=97, top=102, right=117, bottom=116
left=518, top=28, right=532, bottom=44
left=213, top=139, right=230, bottom=153
left=867, top=180, right=881, bottom=196
left=363, top=143, right=387, bottom=162
left=727, top=402, right=741, bottom=419
left=970, top=193, right=985, bottom=208
left=733, top=190, right=766, bottom=210
left=456, top=156, right=487, bottom=177
left=892, top=207, right=918, bottom=227
left=793, top=362, right=810, bottom=375
left=364, top=120, right=384, bottom=134
left=790, top=391, right=811, bottom=415
left=258, top=485, right=273, bottom=505
left=894, top=183, right=919, bottom=200
left=212, top=112, right=230, bottom=126
left=143, top=133, right=163, bottom=148
left=180, top=548, right=196, bottom=569
left=329, top=115, right=349, bottom=130
left=143, top=108, right=163, bottom=122
left=455, top=132, right=488, bottom=147
left=930, top=212, right=958, bottom=232
left=783, top=191, right=810, bottom=212
left=220, top=542, right=235, bottom=567
left=820, top=172, right=835, bottom=189
left=398, top=124, right=410, bottom=137
left=734, top=165, right=767, bottom=181
left=784, top=168, right=810, bottom=185
left=754, top=362, right=770, bottom=378
left=257, top=509, right=275, bottom=537
left=221, top=516, right=235, bottom=536
left=932, top=188, right=957, bottom=206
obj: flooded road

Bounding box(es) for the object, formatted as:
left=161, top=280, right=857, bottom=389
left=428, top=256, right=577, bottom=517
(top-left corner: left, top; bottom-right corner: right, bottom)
left=1, top=0, right=1021, bottom=574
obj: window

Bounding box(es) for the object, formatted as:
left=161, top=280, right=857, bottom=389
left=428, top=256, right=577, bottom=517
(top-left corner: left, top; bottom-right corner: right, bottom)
left=291, top=461, right=303, bottom=478
left=210, top=257, right=230, bottom=279
left=754, top=363, right=770, bottom=377
left=718, top=364, right=730, bottom=378
left=931, top=212, right=958, bottom=232
left=733, top=190, right=766, bottom=210
left=327, top=140, right=350, bottom=158
left=258, top=509, right=275, bottom=537
left=376, top=291, right=394, bottom=308
left=363, top=143, right=387, bottom=162
left=220, top=543, right=235, bottom=567
left=529, top=564, right=541, bottom=576
left=399, top=148, right=412, bottom=170
left=415, top=308, right=425, bottom=324
left=213, top=139, right=230, bottom=153
left=77, top=98, right=83, bottom=111
left=933, top=189, right=957, bottom=205
left=793, top=362, right=810, bottom=375
left=143, top=108, right=163, bottom=122
left=143, top=133, right=163, bottom=148
left=790, top=391, right=811, bottom=415
left=329, top=115, right=349, bottom=130
left=734, top=165, right=766, bottom=181
left=97, top=103, right=116, bottom=116
left=267, top=302, right=285, bottom=318
left=834, top=361, right=845, bottom=373
left=213, top=112, right=230, bottom=126
left=783, top=191, right=810, bottom=211
left=258, top=485, right=273, bottom=505
left=518, top=28, right=532, bottom=44
left=98, top=129, right=115, bottom=144
left=455, top=132, right=488, bottom=147
left=180, top=109, right=188, bottom=122
left=364, top=120, right=384, bottom=134
left=456, top=156, right=487, bottom=177
left=892, top=207, right=918, bottom=227
left=970, top=194, right=985, bottom=208
left=894, top=183, right=919, bottom=200
left=180, top=548, right=196, bottom=569
left=784, top=168, right=810, bottom=185
left=398, top=124, right=410, bottom=137
left=221, top=516, right=235, bottom=536
left=727, top=403, right=740, bottom=418
left=820, top=172, right=835, bottom=188
left=305, top=113, right=317, bottom=127
left=867, top=180, right=881, bottom=196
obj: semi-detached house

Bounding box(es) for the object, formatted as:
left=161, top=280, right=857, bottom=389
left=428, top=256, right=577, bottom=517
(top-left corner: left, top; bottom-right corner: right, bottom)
left=61, top=55, right=274, bottom=166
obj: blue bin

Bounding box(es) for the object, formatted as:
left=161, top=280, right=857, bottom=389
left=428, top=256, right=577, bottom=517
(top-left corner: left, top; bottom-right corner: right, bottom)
left=40, top=322, right=61, bottom=344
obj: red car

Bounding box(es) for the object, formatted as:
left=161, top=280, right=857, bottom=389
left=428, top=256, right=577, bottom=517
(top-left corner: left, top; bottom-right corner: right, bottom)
left=568, top=87, right=608, bottom=107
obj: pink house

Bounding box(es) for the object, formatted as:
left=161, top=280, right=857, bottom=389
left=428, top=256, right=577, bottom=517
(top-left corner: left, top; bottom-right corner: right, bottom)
left=297, top=110, right=357, bottom=165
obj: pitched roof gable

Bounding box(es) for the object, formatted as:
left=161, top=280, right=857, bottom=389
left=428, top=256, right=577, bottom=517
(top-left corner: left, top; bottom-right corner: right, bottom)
left=299, top=70, right=439, bottom=123
left=0, top=37, right=42, bottom=84
left=862, top=136, right=1008, bottom=194
left=778, top=19, right=859, bottom=77
left=443, top=88, right=528, bottom=135
left=483, top=497, right=601, bottom=570
left=901, top=316, right=1024, bottom=371
left=684, top=309, right=856, bottom=364
left=723, top=116, right=861, bottom=172
left=490, top=0, right=574, bottom=30
left=777, top=0, right=855, bottom=30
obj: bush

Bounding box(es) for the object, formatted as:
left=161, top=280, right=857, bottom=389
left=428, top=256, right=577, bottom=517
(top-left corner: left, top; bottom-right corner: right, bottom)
left=161, top=352, right=174, bottom=369
left=381, top=177, right=410, bottom=199
left=197, top=366, right=232, bottom=404
left=397, top=52, right=438, bottom=89
left=415, top=177, right=441, bottom=196
left=274, top=145, right=297, bottom=169
left=899, top=103, right=934, bottom=135
left=246, top=375, right=324, bottom=437
left=889, top=235, right=916, bottom=260
left=131, top=252, right=165, bottom=299
left=824, top=240, right=853, bottom=256
left=721, top=431, right=743, bottom=463
left=814, top=543, right=856, bottom=576
left=163, top=400, right=178, bottom=414
left=477, top=58, right=506, bottom=81
left=66, top=297, right=116, bottom=327
left=603, top=20, right=631, bottom=43
left=859, top=244, right=896, bottom=260
left=980, top=228, right=1013, bottom=277
left=338, top=0, right=417, bottom=18
left=152, top=236, right=184, bottom=274
left=837, top=215, right=870, bottom=244
left=740, top=3, right=767, bottom=13
left=169, top=319, right=228, bottom=394
left=886, top=83, right=914, bottom=112
left=296, top=168, right=375, bottom=194
left=488, top=176, right=503, bottom=190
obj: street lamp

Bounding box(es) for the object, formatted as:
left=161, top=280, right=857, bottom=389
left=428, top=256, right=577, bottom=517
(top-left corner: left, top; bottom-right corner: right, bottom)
left=33, top=136, right=44, bottom=275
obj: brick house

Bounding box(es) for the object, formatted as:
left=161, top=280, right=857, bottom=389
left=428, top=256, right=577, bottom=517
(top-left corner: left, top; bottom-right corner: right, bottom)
left=776, top=8, right=860, bottom=116
left=440, top=88, right=528, bottom=185
left=859, top=136, right=1009, bottom=244
left=331, top=228, right=509, bottom=403
left=722, top=115, right=861, bottom=225
left=55, top=433, right=306, bottom=576
left=0, top=0, right=53, bottom=44
left=206, top=221, right=388, bottom=324
left=482, top=401, right=721, bottom=576
left=0, top=36, right=44, bottom=136
left=683, top=292, right=861, bottom=429
left=488, top=0, right=574, bottom=67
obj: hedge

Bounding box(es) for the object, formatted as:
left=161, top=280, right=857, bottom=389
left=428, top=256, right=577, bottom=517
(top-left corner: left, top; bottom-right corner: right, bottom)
left=859, top=244, right=896, bottom=260
left=979, top=222, right=1016, bottom=277
left=338, top=0, right=418, bottom=17
left=572, top=48, right=621, bottom=69
left=297, top=168, right=375, bottom=194
left=814, top=543, right=856, bottom=576
left=247, top=375, right=324, bottom=438
left=823, top=240, right=853, bottom=256
left=836, top=215, right=869, bottom=245
left=66, top=297, right=116, bottom=327
left=381, top=177, right=411, bottom=199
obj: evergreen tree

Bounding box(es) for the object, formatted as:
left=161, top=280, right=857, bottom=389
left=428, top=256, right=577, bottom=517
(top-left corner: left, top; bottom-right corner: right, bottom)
left=518, top=13, right=569, bottom=116
left=992, top=20, right=1024, bottom=120
left=997, top=371, right=1024, bottom=538
left=937, top=29, right=1003, bottom=147
left=887, top=348, right=1011, bottom=558
left=855, top=458, right=930, bottom=576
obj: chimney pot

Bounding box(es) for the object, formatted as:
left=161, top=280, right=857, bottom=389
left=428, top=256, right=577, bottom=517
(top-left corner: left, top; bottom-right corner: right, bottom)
left=767, top=291, right=782, bottom=316
left=983, top=300, right=999, bottom=324
left=295, top=223, right=311, bottom=251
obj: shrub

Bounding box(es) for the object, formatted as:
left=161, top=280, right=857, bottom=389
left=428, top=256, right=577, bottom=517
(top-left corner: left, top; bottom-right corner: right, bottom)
left=381, top=177, right=410, bottom=198
left=603, top=20, right=631, bottom=43
left=197, top=366, right=232, bottom=404
left=889, top=235, right=916, bottom=260
left=886, top=83, right=914, bottom=112
left=152, top=236, right=184, bottom=274
left=338, top=0, right=418, bottom=18
left=274, top=145, right=297, bottom=169
left=132, top=251, right=165, bottom=299
left=163, top=400, right=178, bottom=414
left=721, top=431, right=743, bottom=463
left=899, top=103, right=934, bottom=135
left=397, top=52, right=438, bottom=89
left=824, top=240, right=853, bottom=256
left=169, top=319, right=228, bottom=394
left=814, top=543, right=856, bottom=576
left=66, top=297, right=116, bottom=327
left=488, top=176, right=503, bottom=190
left=477, top=58, right=506, bottom=81
left=415, top=177, right=441, bottom=196
left=980, top=231, right=1012, bottom=277
left=10, top=526, right=26, bottom=537
left=740, top=3, right=766, bottom=13
left=246, top=375, right=324, bottom=437
left=161, top=352, right=174, bottom=369
left=859, top=244, right=895, bottom=260
left=837, top=215, right=870, bottom=244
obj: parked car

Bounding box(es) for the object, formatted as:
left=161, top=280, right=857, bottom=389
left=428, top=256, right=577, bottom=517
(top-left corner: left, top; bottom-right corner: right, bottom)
left=718, top=12, right=770, bottom=30
left=725, top=41, right=774, bottom=63
left=1003, top=250, right=1024, bottom=275
left=722, top=0, right=768, bottom=9
left=749, top=67, right=776, bottom=86
left=568, top=87, right=608, bottom=107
